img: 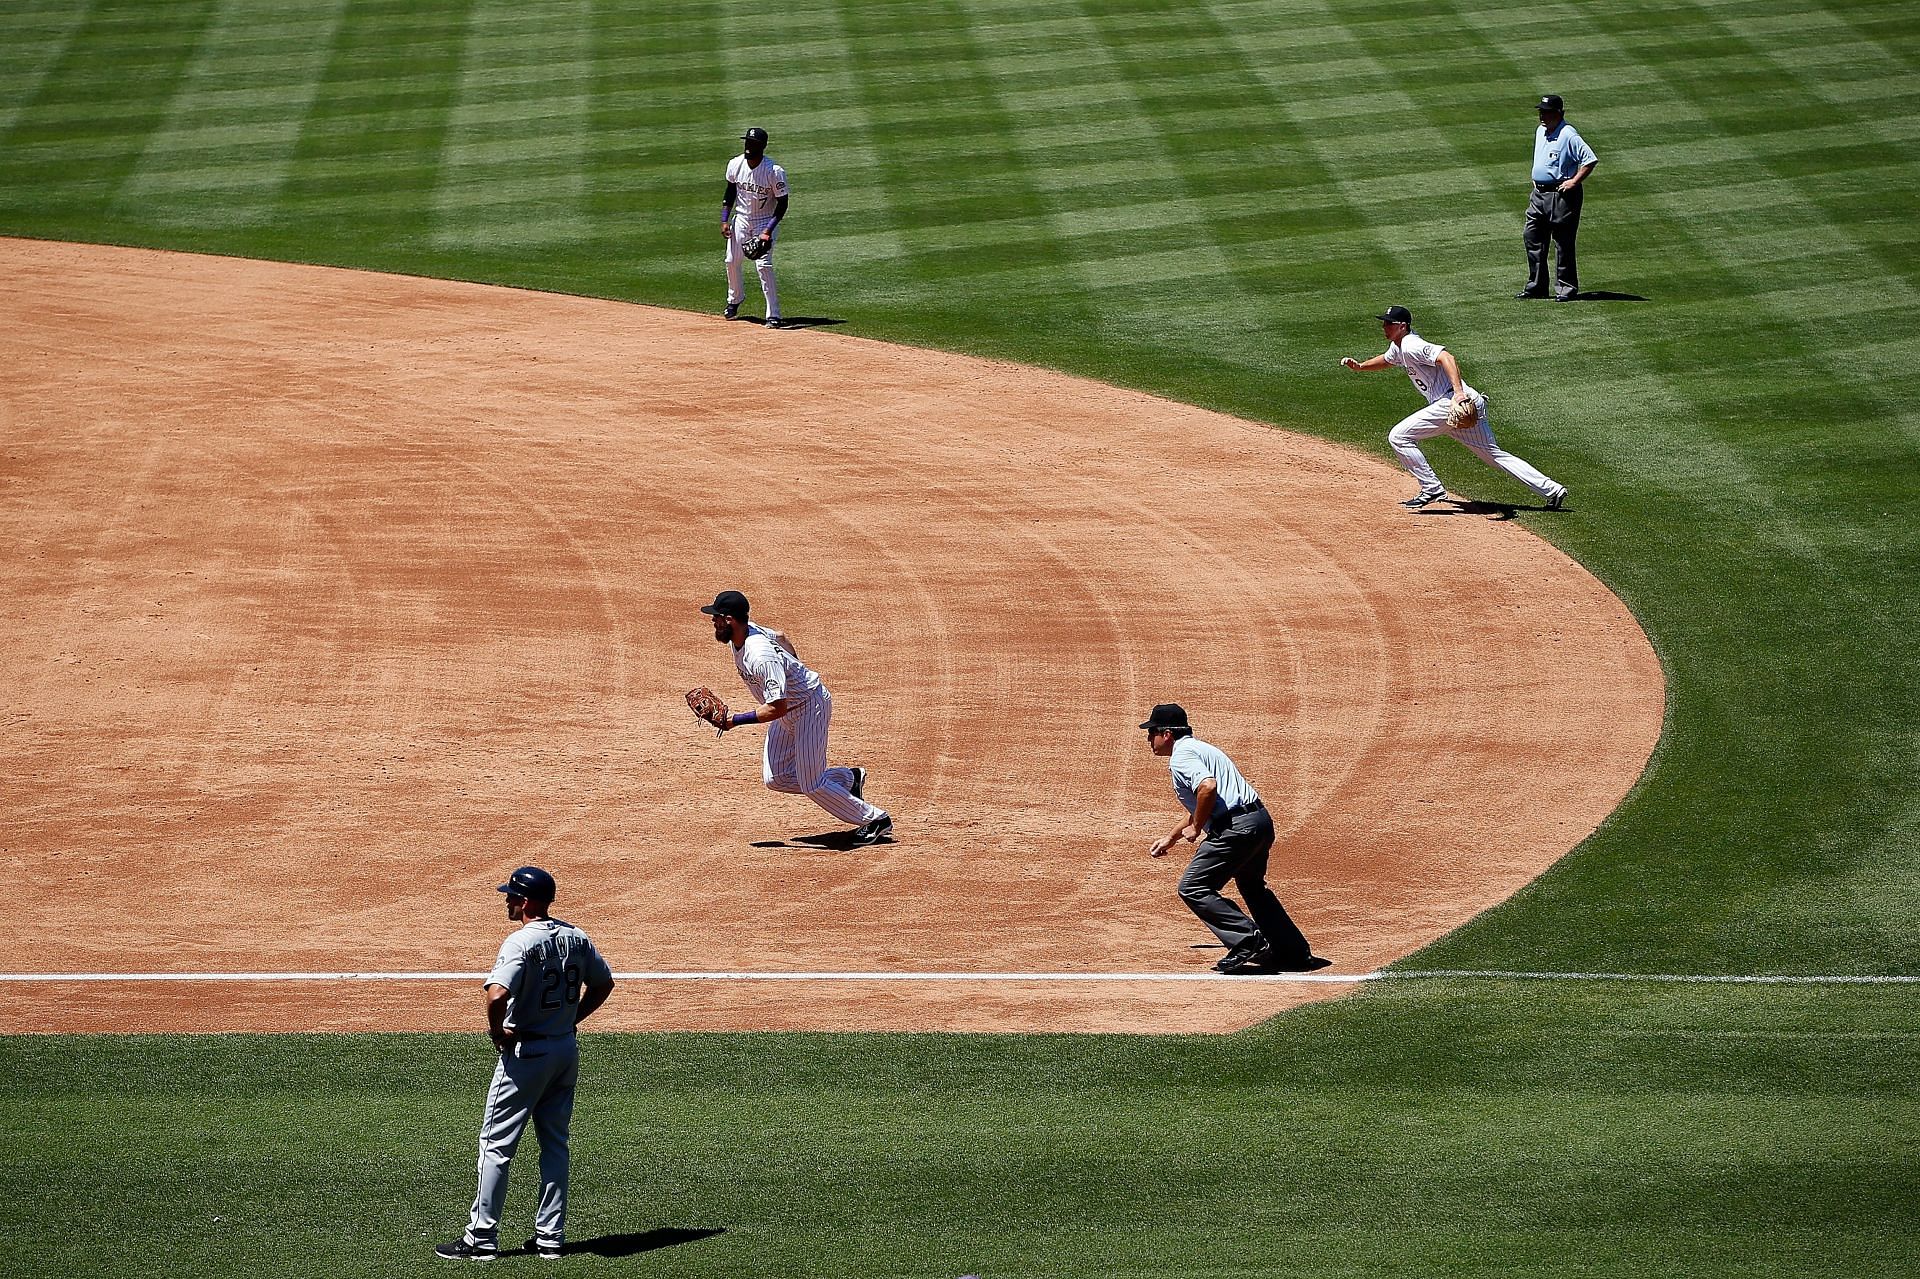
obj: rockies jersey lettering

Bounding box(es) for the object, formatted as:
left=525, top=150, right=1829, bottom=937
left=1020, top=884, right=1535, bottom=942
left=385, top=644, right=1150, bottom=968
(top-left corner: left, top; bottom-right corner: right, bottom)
left=734, top=622, right=822, bottom=705
left=1167, top=737, right=1260, bottom=816
left=1383, top=333, right=1458, bottom=405
left=486, top=917, right=613, bottom=1041
left=726, top=155, right=788, bottom=223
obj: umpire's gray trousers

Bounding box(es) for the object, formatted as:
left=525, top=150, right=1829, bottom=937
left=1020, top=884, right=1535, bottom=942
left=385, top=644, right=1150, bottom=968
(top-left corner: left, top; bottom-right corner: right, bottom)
left=465, top=1037, right=578, bottom=1248
left=1176, top=806, right=1312, bottom=965
left=1523, top=184, right=1583, bottom=299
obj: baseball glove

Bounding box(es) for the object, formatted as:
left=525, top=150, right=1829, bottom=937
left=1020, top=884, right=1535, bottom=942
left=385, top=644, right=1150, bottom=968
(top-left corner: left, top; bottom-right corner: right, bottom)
left=1444, top=394, right=1480, bottom=431
left=742, top=235, right=772, bottom=260
left=685, top=686, right=731, bottom=733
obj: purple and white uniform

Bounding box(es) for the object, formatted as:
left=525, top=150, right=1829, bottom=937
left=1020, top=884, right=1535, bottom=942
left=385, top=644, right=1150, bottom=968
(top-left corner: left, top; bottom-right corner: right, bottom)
left=734, top=623, right=881, bottom=826
left=1382, top=332, right=1564, bottom=502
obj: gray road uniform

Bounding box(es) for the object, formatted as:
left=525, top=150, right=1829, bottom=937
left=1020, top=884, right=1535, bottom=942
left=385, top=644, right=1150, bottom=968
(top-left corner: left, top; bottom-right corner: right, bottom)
left=463, top=918, right=614, bottom=1252
left=1167, top=736, right=1313, bottom=967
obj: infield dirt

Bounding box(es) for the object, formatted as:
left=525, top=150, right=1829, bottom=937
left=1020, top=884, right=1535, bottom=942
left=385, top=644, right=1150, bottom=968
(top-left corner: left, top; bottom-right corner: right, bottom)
left=0, top=239, right=1663, bottom=1033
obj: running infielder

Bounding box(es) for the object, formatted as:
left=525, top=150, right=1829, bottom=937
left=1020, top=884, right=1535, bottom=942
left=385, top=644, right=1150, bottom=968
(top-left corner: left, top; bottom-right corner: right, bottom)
left=700, top=590, right=892, bottom=846
left=437, top=866, right=615, bottom=1262
left=1340, top=305, right=1568, bottom=510
left=722, top=126, right=789, bottom=328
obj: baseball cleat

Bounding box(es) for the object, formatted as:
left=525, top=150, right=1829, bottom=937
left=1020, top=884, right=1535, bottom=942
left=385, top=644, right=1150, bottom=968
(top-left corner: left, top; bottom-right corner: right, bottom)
left=1272, top=954, right=1334, bottom=973
left=849, top=767, right=867, bottom=801
left=1547, top=488, right=1568, bottom=511
left=1514, top=289, right=1547, bottom=300
left=435, top=1238, right=499, bottom=1261
left=765, top=315, right=786, bottom=329
left=523, top=1238, right=563, bottom=1260
left=723, top=302, right=739, bottom=320
left=1401, top=489, right=1447, bottom=509
left=1216, top=945, right=1281, bottom=975
left=848, top=813, right=893, bottom=846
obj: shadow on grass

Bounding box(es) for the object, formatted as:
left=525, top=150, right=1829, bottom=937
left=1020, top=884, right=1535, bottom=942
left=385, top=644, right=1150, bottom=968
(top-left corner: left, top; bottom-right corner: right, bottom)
left=568, top=1227, right=725, bottom=1257
left=1567, top=290, right=1649, bottom=301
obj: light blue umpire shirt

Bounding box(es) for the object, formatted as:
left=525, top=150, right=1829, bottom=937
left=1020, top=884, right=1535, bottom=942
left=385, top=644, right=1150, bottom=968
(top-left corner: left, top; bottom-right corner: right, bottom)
left=1167, top=736, right=1261, bottom=827
left=1532, top=120, right=1597, bottom=184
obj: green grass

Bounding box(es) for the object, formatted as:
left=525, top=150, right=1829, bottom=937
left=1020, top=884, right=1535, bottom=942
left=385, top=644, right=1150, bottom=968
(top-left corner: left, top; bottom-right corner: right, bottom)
left=2, top=0, right=1917, bottom=1274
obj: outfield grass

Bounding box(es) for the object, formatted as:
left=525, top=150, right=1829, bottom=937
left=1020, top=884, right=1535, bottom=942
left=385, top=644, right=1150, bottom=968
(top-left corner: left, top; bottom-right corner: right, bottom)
left=1, top=0, right=1916, bottom=1274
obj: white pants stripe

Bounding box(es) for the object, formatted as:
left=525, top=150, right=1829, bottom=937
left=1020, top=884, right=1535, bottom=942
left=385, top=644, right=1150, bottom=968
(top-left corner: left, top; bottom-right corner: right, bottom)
left=725, top=215, right=779, bottom=318
left=1387, top=395, right=1560, bottom=498
left=762, top=687, right=882, bottom=826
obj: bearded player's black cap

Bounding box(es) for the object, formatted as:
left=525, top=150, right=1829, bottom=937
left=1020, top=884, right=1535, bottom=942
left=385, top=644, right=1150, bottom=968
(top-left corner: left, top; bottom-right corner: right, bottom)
left=701, top=590, right=750, bottom=620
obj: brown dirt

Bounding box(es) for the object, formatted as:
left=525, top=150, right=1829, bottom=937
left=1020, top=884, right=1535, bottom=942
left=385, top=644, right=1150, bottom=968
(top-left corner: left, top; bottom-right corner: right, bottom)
left=0, top=238, right=1663, bottom=1035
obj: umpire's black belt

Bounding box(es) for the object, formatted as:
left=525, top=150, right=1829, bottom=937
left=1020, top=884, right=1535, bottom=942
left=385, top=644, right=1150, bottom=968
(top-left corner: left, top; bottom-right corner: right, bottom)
left=1534, top=180, right=1560, bottom=191
left=1209, top=799, right=1265, bottom=830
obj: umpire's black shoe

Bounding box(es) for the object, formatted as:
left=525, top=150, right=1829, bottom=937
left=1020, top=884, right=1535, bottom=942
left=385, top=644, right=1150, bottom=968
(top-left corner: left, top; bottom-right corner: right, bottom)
left=435, top=1238, right=499, bottom=1261
left=848, top=813, right=893, bottom=846
left=1217, top=945, right=1281, bottom=975
left=1271, top=954, right=1334, bottom=973
left=1514, top=289, right=1548, bottom=299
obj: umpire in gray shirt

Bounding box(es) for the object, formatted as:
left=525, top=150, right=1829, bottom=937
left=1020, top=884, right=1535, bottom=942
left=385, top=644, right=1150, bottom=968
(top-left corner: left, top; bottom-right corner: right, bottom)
left=1518, top=94, right=1599, bottom=301
left=1143, top=703, right=1327, bottom=975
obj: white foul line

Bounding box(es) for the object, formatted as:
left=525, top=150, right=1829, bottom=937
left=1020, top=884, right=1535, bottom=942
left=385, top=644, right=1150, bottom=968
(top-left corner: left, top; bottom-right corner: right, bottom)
left=0, top=970, right=1913, bottom=984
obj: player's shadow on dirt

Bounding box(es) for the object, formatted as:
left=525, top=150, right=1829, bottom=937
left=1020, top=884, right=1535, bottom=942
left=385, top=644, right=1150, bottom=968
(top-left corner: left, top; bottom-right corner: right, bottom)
left=750, top=829, right=896, bottom=851
left=1419, top=498, right=1570, bottom=521
left=567, top=1227, right=725, bottom=1257
left=762, top=315, right=845, bottom=328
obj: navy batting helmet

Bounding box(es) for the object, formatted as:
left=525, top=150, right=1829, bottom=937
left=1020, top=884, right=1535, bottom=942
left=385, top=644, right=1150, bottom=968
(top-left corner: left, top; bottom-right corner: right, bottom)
left=497, top=865, right=557, bottom=902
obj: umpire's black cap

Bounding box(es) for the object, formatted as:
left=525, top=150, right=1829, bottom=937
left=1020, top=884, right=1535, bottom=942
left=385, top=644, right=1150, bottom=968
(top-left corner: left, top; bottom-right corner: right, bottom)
left=1140, top=703, right=1191, bottom=731
left=701, top=590, right=750, bottom=620
left=742, top=126, right=769, bottom=148
left=498, top=866, right=557, bottom=903
left=1537, top=94, right=1564, bottom=113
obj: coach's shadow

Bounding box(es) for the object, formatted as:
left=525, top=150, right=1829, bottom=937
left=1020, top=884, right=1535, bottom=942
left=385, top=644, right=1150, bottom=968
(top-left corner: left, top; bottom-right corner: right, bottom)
left=1565, top=290, right=1649, bottom=302
left=750, top=828, right=895, bottom=851
left=568, top=1227, right=725, bottom=1258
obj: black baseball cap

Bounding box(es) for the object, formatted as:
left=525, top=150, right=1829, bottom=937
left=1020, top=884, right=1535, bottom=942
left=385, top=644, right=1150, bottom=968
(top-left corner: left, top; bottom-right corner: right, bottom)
left=742, top=126, right=769, bottom=148
left=701, top=589, right=750, bottom=620
left=1140, top=703, right=1191, bottom=731
left=1537, top=94, right=1564, bottom=113
left=498, top=865, right=557, bottom=902
left=1375, top=305, right=1413, bottom=325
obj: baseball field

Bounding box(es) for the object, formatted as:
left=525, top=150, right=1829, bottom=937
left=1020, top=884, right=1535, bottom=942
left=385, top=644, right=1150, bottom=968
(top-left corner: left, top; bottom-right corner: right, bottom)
left=1, top=0, right=1915, bottom=1275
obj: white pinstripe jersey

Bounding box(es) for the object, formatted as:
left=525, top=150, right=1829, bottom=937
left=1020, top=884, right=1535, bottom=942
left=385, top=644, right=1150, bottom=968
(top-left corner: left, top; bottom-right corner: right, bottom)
left=733, top=622, right=822, bottom=705
left=725, top=155, right=788, bottom=223
left=1383, top=333, right=1459, bottom=405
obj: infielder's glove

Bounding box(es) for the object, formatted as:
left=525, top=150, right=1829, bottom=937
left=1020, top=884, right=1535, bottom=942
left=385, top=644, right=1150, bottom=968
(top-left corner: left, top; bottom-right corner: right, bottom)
left=1444, top=394, right=1480, bottom=431
left=742, top=235, right=772, bottom=260
left=685, top=686, right=732, bottom=733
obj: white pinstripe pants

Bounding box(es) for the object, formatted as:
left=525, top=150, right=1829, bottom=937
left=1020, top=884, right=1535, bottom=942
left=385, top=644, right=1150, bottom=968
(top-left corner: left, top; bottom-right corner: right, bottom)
left=724, top=216, right=779, bottom=317
left=762, top=687, right=883, bottom=826
left=1387, top=395, right=1561, bottom=498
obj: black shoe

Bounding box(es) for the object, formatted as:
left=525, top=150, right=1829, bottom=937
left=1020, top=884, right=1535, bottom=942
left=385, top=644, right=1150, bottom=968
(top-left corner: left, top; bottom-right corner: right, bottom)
left=849, top=767, right=867, bottom=801
left=1553, top=291, right=1579, bottom=302
left=1270, top=954, right=1333, bottom=973
left=765, top=315, right=786, bottom=329
left=1217, top=945, right=1282, bottom=975
left=1547, top=488, right=1568, bottom=511
left=849, top=813, right=893, bottom=846
left=723, top=302, right=739, bottom=320
left=1514, top=289, right=1548, bottom=299
left=1401, top=489, right=1446, bottom=509
left=523, top=1237, right=563, bottom=1260
left=435, top=1238, right=499, bottom=1262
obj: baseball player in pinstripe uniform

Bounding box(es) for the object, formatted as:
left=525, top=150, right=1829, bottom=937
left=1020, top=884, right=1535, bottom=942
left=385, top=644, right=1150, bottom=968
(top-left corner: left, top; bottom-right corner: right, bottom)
left=438, top=866, right=615, bottom=1262
left=1341, top=306, right=1568, bottom=511
left=702, top=590, right=892, bottom=846
left=721, top=126, right=789, bottom=328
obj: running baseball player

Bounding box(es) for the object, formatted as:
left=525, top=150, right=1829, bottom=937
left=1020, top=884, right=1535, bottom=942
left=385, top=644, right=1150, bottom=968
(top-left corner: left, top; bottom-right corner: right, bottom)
left=437, top=866, right=615, bottom=1262
left=721, top=126, right=788, bottom=328
left=696, top=590, right=892, bottom=846
left=1141, top=703, right=1326, bottom=975
left=1340, top=305, right=1568, bottom=510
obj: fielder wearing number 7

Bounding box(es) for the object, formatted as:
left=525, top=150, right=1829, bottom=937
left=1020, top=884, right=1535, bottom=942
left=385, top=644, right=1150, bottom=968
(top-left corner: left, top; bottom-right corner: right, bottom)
left=1340, top=305, right=1568, bottom=512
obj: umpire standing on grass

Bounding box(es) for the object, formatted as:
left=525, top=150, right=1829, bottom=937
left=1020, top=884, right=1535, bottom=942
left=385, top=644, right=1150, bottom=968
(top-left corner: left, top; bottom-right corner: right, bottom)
left=437, top=866, right=615, bottom=1262
left=1142, top=704, right=1327, bottom=976
left=1518, top=94, right=1599, bottom=301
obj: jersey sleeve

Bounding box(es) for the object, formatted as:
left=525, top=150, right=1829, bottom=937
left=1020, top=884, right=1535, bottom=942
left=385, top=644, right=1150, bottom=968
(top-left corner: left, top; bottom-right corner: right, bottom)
left=1407, top=337, right=1444, bottom=364
left=581, top=937, right=614, bottom=989
left=1168, top=751, right=1214, bottom=792
left=1382, top=345, right=1403, bottom=367
left=772, top=164, right=789, bottom=197
left=1569, top=130, right=1597, bottom=166
left=485, top=935, right=524, bottom=991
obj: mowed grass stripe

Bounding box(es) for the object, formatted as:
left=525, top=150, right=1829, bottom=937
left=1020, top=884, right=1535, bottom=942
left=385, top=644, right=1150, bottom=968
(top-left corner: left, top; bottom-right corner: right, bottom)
left=0, top=0, right=89, bottom=139
left=117, top=0, right=347, bottom=227
left=430, top=0, right=592, bottom=248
